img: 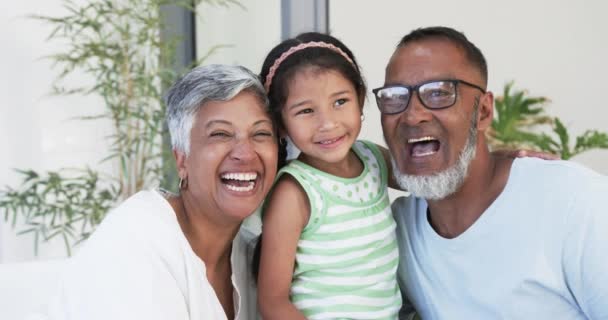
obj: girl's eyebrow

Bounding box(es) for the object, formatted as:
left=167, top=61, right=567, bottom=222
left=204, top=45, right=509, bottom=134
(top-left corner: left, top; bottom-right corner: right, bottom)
left=288, top=89, right=354, bottom=110
left=287, top=100, right=312, bottom=111
left=330, top=90, right=351, bottom=97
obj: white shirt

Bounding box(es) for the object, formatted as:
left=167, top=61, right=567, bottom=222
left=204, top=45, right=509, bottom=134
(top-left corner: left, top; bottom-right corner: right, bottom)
left=46, top=190, right=259, bottom=320
left=393, top=158, right=608, bottom=319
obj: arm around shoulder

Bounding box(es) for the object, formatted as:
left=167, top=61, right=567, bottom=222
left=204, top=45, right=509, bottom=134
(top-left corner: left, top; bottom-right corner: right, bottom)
left=376, top=143, right=405, bottom=191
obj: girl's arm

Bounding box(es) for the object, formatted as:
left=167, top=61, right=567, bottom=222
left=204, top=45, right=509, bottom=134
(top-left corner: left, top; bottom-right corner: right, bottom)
left=257, top=175, right=310, bottom=320
left=376, top=144, right=402, bottom=190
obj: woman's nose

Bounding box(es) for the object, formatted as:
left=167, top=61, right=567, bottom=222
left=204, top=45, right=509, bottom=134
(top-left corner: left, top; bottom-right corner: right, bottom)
left=230, top=139, right=256, bottom=161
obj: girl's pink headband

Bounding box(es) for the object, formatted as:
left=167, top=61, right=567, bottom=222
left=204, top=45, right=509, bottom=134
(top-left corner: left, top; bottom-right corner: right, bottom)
left=264, top=41, right=355, bottom=92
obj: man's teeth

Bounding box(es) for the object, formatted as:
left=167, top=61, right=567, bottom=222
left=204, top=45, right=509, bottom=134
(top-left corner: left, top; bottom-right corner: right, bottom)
left=416, top=150, right=436, bottom=157
left=226, top=182, right=255, bottom=192
left=221, top=172, right=257, bottom=181
left=408, top=136, right=436, bottom=143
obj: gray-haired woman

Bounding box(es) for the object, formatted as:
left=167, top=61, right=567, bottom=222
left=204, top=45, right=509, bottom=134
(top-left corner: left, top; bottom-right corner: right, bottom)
left=47, top=64, right=278, bottom=320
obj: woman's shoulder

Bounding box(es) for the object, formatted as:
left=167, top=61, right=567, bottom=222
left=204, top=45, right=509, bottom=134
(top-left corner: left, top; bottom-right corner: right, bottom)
left=72, top=190, right=185, bottom=262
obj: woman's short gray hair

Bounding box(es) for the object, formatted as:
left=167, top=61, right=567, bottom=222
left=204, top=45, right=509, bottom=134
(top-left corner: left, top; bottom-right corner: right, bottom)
left=165, top=64, right=269, bottom=155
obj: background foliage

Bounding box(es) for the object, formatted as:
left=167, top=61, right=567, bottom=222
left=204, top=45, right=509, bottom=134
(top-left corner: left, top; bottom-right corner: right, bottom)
left=487, top=82, right=608, bottom=159
left=0, top=0, right=238, bottom=255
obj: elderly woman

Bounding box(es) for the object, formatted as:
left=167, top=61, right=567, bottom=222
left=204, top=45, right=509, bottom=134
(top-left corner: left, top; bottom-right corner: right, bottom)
left=47, top=64, right=278, bottom=320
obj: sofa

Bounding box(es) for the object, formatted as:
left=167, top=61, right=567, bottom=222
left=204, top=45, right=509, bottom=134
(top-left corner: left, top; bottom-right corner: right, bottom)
left=0, top=259, right=65, bottom=320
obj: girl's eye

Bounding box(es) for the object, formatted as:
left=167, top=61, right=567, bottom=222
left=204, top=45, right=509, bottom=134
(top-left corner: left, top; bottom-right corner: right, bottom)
left=295, top=108, right=313, bottom=115
left=335, top=98, right=348, bottom=107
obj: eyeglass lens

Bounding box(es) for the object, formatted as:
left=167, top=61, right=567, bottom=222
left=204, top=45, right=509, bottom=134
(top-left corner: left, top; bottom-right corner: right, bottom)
left=376, top=81, right=457, bottom=114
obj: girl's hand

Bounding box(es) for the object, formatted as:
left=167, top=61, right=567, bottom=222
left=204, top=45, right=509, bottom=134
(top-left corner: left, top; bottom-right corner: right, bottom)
left=493, top=149, right=560, bottom=160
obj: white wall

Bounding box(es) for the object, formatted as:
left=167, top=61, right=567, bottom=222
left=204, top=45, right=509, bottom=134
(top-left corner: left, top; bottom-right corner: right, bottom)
left=195, top=0, right=282, bottom=75
left=0, top=1, right=111, bottom=262
left=329, top=0, right=608, bottom=174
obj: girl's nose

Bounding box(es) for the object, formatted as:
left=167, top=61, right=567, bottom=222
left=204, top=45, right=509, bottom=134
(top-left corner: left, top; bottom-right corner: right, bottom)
left=318, top=109, right=338, bottom=132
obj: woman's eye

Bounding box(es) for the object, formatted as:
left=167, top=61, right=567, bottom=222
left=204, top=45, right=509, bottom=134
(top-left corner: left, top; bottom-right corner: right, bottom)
left=254, top=131, right=273, bottom=137
left=210, top=131, right=231, bottom=138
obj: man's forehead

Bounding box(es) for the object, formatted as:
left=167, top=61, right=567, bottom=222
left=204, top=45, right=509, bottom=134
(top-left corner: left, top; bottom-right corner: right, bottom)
left=384, top=40, right=468, bottom=85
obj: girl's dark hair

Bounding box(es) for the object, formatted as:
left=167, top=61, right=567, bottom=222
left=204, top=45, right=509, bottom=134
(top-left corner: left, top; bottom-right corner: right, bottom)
left=253, top=32, right=366, bottom=281
left=259, top=32, right=367, bottom=169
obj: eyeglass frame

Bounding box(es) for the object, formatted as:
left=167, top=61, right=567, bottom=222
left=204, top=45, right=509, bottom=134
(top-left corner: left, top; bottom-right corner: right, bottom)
left=372, top=79, right=486, bottom=115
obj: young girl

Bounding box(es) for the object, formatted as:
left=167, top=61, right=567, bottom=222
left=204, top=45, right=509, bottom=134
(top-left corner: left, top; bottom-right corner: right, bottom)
left=256, top=32, right=402, bottom=320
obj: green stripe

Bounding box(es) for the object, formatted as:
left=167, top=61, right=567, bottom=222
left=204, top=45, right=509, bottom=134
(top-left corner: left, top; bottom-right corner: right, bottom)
left=300, top=255, right=399, bottom=278
left=322, top=197, right=390, bottom=223
left=297, top=297, right=402, bottom=318
left=295, top=241, right=397, bottom=276
left=292, top=285, right=399, bottom=302
left=300, top=215, right=396, bottom=241
left=297, top=231, right=394, bottom=256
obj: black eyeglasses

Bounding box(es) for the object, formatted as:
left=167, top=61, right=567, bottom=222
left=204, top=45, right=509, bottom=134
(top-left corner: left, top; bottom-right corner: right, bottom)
left=372, top=79, right=486, bottom=115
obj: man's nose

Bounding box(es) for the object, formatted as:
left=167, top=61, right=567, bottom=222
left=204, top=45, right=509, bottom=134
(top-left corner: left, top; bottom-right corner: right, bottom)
left=401, top=92, right=432, bottom=125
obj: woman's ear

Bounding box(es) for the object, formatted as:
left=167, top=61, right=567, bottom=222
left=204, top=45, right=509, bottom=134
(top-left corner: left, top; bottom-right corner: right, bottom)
left=477, top=91, right=494, bottom=131
left=173, top=149, right=188, bottom=179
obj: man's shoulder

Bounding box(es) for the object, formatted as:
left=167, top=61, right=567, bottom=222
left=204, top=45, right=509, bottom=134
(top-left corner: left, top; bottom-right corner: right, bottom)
left=511, top=158, right=607, bottom=215
left=391, top=195, right=425, bottom=226
left=512, top=158, right=606, bottom=187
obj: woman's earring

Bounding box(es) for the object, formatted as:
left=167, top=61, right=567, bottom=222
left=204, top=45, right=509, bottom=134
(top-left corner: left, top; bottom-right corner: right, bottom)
left=360, top=114, right=365, bottom=122
left=178, top=176, right=188, bottom=190
left=279, top=137, right=287, bottom=147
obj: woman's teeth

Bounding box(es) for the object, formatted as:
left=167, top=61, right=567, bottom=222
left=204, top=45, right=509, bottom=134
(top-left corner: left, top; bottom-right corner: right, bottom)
left=226, top=182, right=255, bottom=192
left=221, top=172, right=257, bottom=180
left=221, top=172, right=257, bottom=192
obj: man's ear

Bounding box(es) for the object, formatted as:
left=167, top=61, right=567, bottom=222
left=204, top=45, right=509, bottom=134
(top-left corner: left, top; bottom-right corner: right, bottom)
left=173, top=149, right=188, bottom=179
left=477, top=91, right=494, bottom=131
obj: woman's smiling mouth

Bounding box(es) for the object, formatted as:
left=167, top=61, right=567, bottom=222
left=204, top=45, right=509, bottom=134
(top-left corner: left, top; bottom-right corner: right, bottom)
left=220, top=172, right=258, bottom=192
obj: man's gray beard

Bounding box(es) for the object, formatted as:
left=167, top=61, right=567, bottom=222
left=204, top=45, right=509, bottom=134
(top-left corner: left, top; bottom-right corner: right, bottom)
left=391, top=106, right=478, bottom=200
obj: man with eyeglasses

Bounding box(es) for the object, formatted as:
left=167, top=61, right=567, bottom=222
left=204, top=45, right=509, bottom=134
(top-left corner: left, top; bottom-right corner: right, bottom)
left=374, top=26, right=608, bottom=319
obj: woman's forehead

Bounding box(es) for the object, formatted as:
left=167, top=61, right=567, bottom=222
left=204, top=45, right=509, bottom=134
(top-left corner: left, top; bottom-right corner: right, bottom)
left=196, top=92, right=273, bottom=127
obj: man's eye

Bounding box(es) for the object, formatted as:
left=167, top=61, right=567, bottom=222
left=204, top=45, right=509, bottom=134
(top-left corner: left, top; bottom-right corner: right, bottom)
left=429, top=89, right=450, bottom=97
